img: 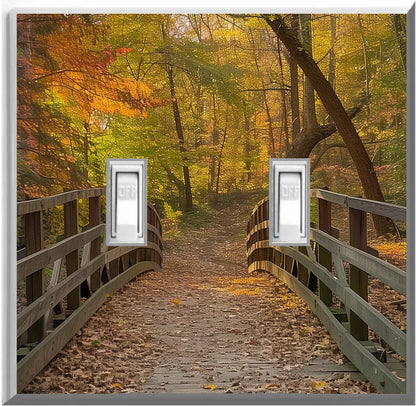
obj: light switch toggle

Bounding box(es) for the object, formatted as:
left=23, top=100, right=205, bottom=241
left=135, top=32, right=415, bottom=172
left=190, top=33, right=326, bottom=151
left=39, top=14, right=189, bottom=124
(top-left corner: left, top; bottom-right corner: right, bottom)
left=114, top=172, right=138, bottom=241
left=269, top=159, right=310, bottom=246
left=106, top=159, right=147, bottom=246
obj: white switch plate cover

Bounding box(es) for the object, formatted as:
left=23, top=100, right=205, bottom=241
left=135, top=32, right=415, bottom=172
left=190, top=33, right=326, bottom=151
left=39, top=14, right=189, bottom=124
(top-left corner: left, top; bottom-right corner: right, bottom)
left=106, top=158, right=147, bottom=246
left=269, top=158, right=310, bottom=246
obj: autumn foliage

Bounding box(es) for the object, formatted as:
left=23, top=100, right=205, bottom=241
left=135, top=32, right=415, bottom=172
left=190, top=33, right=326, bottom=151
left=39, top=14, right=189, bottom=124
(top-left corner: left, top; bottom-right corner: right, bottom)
left=17, top=14, right=155, bottom=199
left=17, top=14, right=406, bottom=217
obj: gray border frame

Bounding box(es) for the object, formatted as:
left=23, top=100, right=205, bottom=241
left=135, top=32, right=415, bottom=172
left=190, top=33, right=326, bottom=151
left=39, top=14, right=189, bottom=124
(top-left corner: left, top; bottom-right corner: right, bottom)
left=106, top=158, right=148, bottom=247
left=3, top=6, right=415, bottom=405
left=269, top=158, right=310, bottom=246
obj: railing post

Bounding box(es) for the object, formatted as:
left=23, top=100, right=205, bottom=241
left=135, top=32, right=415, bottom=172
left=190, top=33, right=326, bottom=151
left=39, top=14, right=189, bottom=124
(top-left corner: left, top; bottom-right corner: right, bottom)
left=157, top=212, right=163, bottom=267
left=298, top=246, right=309, bottom=286
left=108, top=248, right=119, bottom=280
left=349, top=206, right=369, bottom=340
left=64, top=199, right=80, bottom=311
left=318, top=198, right=333, bottom=306
left=24, top=210, right=45, bottom=343
left=89, top=196, right=102, bottom=291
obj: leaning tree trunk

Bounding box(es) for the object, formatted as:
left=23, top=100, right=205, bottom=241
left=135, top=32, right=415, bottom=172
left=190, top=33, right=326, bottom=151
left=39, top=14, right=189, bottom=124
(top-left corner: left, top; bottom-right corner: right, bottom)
left=265, top=15, right=392, bottom=235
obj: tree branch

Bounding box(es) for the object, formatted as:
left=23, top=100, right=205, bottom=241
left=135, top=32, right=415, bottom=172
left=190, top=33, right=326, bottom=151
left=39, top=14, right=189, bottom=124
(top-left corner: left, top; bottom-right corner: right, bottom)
left=311, top=143, right=345, bottom=172
left=241, top=87, right=291, bottom=92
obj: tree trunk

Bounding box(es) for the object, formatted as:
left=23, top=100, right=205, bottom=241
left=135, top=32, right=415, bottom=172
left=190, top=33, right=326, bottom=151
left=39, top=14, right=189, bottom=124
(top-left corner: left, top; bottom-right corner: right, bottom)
left=265, top=15, right=392, bottom=235
left=286, top=103, right=364, bottom=158
left=287, top=18, right=301, bottom=140
left=357, top=15, right=370, bottom=110
left=83, top=122, right=89, bottom=181
left=208, top=93, right=219, bottom=195
left=215, top=126, right=228, bottom=195
left=288, top=54, right=300, bottom=141
left=392, top=14, right=406, bottom=73
left=167, top=66, right=193, bottom=212
left=248, top=28, right=275, bottom=157
left=243, top=102, right=252, bottom=183
left=277, top=40, right=290, bottom=155
left=162, top=164, right=185, bottom=209
left=299, top=15, right=319, bottom=133
left=328, top=15, right=336, bottom=90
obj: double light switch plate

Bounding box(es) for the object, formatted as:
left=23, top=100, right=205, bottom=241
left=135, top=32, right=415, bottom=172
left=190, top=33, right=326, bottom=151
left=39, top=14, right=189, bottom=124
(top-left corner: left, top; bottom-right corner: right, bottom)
left=269, top=159, right=310, bottom=246
left=106, top=159, right=147, bottom=246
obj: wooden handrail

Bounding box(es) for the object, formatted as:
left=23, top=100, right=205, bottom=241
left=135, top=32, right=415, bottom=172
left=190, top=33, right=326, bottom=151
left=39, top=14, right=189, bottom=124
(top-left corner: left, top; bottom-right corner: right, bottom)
left=16, top=188, right=163, bottom=393
left=247, top=220, right=406, bottom=296
left=310, top=189, right=406, bottom=222
left=17, top=188, right=105, bottom=216
left=248, top=190, right=406, bottom=222
left=246, top=195, right=407, bottom=394
left=311, top=229, right=406, bottom=295
left=17, top=224, right=105, bottom=282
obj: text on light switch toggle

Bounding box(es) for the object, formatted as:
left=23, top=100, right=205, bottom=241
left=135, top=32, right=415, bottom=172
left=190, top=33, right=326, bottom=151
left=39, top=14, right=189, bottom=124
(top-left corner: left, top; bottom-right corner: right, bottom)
left=269, top=159, right=310, bottom=246
left=106, top=159, right=147, bottom=246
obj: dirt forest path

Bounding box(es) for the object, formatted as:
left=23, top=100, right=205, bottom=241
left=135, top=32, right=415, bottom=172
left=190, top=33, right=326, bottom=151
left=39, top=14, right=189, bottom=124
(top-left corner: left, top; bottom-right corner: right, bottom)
left=24, top=192, right=375, bottom=394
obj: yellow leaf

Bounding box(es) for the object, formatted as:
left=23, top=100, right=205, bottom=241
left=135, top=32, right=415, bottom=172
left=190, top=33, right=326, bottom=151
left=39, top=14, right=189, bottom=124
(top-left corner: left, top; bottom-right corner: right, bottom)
left=171, top=298, right=181, bottom=305
left=264, top=383, right=278, bottom=389
left=194, top=366, right=200, bottom=371
left=203, top=385, right=216, bottom=390
left=299, top=327, right=313, bottom=336
left=106, top=293, right=111, bottom=298
left=314, top=381, right=326, bottom=390
left=112, top=383, right=123, bottom=389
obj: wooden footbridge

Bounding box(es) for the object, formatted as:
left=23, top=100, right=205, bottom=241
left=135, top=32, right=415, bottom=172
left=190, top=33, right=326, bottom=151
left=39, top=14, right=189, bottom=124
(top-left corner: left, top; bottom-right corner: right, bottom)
left=16, top=188, right=407, bottom=394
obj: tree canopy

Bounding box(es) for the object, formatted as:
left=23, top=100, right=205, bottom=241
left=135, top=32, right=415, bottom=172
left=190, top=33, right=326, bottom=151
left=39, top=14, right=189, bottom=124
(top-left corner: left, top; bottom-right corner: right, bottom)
left=17, top=13, right=407, bottom=216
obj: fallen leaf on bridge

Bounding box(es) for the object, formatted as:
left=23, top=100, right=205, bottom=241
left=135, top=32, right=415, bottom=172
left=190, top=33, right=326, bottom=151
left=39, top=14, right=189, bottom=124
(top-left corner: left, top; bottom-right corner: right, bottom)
left=171, top=298, right=181, bottom=305
left=231, top=287, right=260, bottom=296
left=299, top=327, right=313, bottom=336
left=230, top=277, right=268, bottom=285
left=314, top=381, right=326, bottom=390
left=112, top=383, right=123, bottom=389
left=203, top=384, right=216, bottom=390
left=391, top=371, right=406, bottom=382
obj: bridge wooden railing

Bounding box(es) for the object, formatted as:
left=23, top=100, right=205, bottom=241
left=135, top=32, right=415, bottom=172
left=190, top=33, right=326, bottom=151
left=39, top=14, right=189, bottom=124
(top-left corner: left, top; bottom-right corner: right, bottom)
left=247, top=189, right=406, bottom=394
left=16, top=188, right=163, bottom=392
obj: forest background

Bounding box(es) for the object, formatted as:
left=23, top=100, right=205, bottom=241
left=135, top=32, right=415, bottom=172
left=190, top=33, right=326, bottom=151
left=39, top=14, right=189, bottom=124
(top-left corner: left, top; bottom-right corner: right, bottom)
left=16, top=13, right=407, bottom=241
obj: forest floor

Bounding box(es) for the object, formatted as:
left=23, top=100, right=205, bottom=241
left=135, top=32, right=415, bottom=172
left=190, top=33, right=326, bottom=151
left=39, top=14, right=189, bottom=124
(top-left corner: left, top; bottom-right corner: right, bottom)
left=23, top=190, right=405, bottom=395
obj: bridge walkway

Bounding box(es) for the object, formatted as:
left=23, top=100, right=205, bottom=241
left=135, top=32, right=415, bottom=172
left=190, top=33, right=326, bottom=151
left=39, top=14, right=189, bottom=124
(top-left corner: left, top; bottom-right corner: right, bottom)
left=22, top=194, right=373, bottom=394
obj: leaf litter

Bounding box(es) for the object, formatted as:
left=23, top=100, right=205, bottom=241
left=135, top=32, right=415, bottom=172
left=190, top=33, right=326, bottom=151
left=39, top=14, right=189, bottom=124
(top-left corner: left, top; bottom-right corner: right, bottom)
left=21, top=191, right=394, bottom=395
